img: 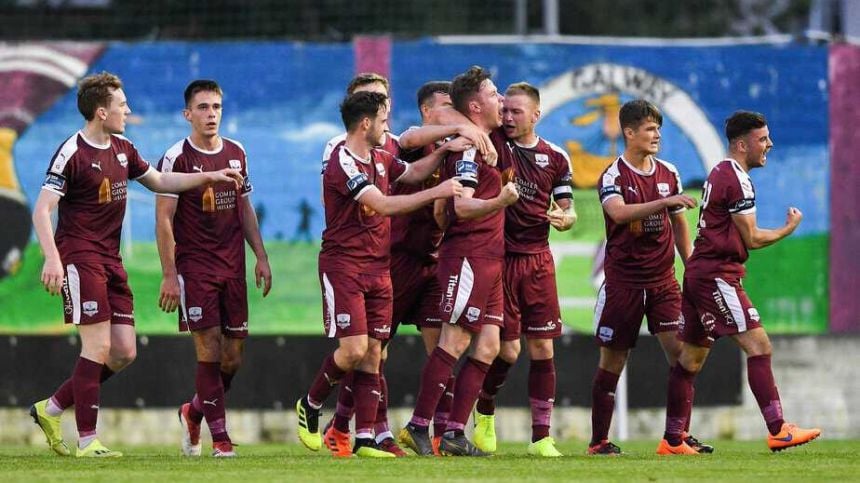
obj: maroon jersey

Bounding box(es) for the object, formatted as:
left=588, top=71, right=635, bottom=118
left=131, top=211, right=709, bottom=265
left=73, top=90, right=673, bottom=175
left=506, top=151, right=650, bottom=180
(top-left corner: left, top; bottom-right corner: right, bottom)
left=598, top=156, right=685, bottom=288
left=438, top=144, right=505, bottom=260
left=390, top=128, right=444, bottom=261
left=321, top=131, right=401, bottom=174
left=685, top=159, right=756, bottom=279
left=505, top=137, right=573, bottom=254
left=319, top=144, right=408, bottom=274
left=42, top=131, right=151, bottom=264
left=157, top=137, right=252, bottom=278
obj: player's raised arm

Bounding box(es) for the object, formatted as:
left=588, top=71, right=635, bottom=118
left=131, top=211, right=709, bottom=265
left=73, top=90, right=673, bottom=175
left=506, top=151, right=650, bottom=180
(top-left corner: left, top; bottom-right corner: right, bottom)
left=31, top=190, right=64, bottom=295
left=397, top=136, right=473, bottom=185
left=453, top=182, right=518, bottom=220
left=601, top=194, right=696, bottom=225
left=137, top=168, right=243, bottom=194
left=732, top=207, right=802, bottom=250
left=358, top=179, right=463, bottom=217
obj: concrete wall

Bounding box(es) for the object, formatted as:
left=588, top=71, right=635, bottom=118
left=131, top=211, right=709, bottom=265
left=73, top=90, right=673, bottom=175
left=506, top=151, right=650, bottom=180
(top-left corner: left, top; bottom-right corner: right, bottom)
left=4, top=335, right=857, bottom=447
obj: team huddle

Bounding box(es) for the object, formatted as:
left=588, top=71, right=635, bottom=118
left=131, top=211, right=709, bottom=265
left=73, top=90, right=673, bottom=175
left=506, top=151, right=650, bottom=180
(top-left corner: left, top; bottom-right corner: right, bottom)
left=28, top=66, right=820, bottom=459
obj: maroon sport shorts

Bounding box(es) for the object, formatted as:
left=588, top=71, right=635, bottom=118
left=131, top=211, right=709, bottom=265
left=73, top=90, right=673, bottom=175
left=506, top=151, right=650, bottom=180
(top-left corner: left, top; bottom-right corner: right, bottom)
left=593, top=278, right=682, bottom=350
left=320, top=270, right=393, bottom=341
left=678, top=275, right=762, bottom=348
left=391, top=251, right=442, bottom=331
left=178, top=272, right=249, bottom=338
left=61, top=262, right=134, bottom=326
left=436, top=256, right=504, bottom=334
left=503, top=251, right=562, bottom=341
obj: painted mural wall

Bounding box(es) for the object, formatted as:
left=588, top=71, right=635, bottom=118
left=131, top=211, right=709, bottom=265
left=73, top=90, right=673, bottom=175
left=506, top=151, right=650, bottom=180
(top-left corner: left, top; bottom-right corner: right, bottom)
left=0, top=39, right=834, bottom=334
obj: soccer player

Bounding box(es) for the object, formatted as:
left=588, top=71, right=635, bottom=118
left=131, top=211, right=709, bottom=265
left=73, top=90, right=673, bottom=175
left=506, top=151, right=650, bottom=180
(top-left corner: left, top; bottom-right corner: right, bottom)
left=29, top=72, right=243, bottom=457
left=155, top=80, right=271, bottom=458
left=588, top=99, right=708, bottom=456
left=657, top=111, right=821, bottom=455
left=323, top=81, right=462, bottom=458
left=296, top=91, right=467, bottom=458
left=470, top=82, right=576, bottom=457
left=321, top=76, right=493, bottom=458
left=399, top=66, right=519, bottom=457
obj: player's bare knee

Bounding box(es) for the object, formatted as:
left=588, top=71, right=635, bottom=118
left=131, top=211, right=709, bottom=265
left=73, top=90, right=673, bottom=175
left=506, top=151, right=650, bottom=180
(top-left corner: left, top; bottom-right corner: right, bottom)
left=499, top=340, right=520, bottom=363
left=338, top=339, right=369, bottom=367
left=473, top=337, right=500, bottom=364
left=527, top=338, right=554, bottom=360
left=598, top=348, right=628, bottom=373
left=110, top=344, right=137, bottom=370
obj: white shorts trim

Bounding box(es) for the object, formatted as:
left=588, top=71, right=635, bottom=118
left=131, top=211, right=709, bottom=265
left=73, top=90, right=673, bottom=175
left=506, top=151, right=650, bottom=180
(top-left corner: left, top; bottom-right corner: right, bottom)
left=449, top=258, right=475, bottom=325
left=322, top=273, right=336, bottom=338
left=66, top=264, right=81, bottom=324
left=715, top=277, right=747, bottom=332
left=177, top=274, right=188, bottom=328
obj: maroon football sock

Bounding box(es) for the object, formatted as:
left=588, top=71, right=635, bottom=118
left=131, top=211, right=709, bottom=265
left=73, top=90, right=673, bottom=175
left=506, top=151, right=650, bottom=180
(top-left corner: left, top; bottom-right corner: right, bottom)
left=308, top=353, right=349, bottom=408
left=52, top=365, right=115, bottom=410
left=188, top=369, right=235, bottom=425
left=445, top=357, right=491, bottom=433
left=663, top=364, right=696, bottom=445
left=433, top=374, right=455, bottom=437
left=373, top=360, right=390, bottom=436
left=197, top=361, right=229, bottom=443
left=333, top=371, right=355, bottom=433
left=72, top=357, right=103, bottom=438
left=590, top=368, right=620, bottom=445
left=529, top=358, right=556, bottom=442
left=352, top=370, right=380, bottom=438
left=410, top=347, right=457, bottom=427
left=475, top=358, right=512, bottom=416
left=684, top=385, right=694, bottom=434
left=747, top=355, right=785, bottom=435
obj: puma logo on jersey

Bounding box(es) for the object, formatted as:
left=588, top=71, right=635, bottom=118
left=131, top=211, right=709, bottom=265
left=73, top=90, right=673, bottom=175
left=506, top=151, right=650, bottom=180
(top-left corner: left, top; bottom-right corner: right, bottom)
left=91, top=161, right=101, bottom=171
left=203, top=399, right=218, bottom=406
left=193, top=165, right=204, bottom=173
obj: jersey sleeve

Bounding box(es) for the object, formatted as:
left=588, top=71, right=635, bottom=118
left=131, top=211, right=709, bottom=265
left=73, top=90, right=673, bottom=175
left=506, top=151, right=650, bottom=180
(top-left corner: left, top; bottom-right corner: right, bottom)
left=155, top=147, right=184, bottom=199
left=726, top=169, right=756, bottom=215
left=329, top=148, right=372, bottom=200
left=453, top=148, right=480, bottom=189
left=598, top=168, right=623, bottom=204
left=552, top=151, right=574, bottom=201
left=127, top=146, right=152, bottom=180
left=240, top=153, right=253, bottom=196
left=389, top=154, right=409, bottom=182
left=42, top=145, right=74, bottom=197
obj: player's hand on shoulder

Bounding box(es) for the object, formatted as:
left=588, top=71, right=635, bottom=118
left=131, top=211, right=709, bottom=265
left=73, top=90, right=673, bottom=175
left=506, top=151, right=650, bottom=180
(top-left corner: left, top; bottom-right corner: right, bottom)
left=457, top=124, right=491, bottom=160
left=786, top=207, right=803, bottom=228
left=40, top=258, right=64, bottom=296
left=481, top=139, right=498, bottom=167
left=209, top=168, right=244, bottom=188
left=436, top=178, right=464, bottom=198
left=158, top=275, right=181, bottom=312
left=499, top=181, right=519, bottom=206
left=665, top=194, right=697, bottom=210
left=444, top=136, right=474, bottom=153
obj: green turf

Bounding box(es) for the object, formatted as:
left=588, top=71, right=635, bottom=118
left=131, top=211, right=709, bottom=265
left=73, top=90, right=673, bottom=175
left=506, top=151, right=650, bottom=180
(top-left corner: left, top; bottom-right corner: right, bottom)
left=0, top=440, right=854, bottom=482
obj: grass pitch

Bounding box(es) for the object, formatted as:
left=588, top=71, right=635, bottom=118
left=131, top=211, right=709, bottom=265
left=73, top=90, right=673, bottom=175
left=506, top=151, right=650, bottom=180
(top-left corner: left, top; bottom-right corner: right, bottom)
left=1, top=440, right=855, bottom=482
